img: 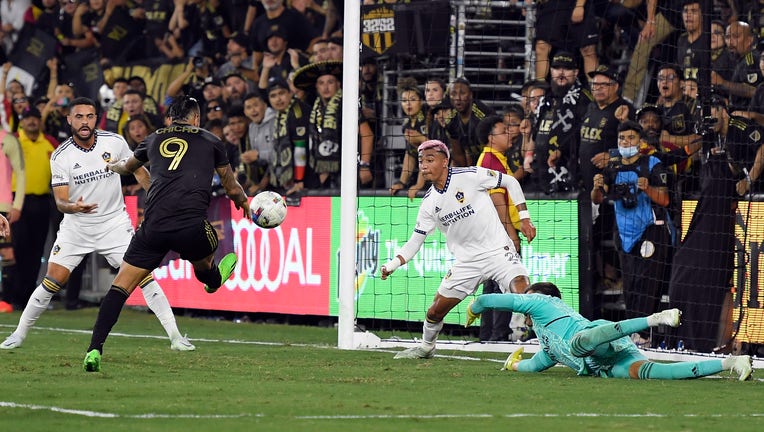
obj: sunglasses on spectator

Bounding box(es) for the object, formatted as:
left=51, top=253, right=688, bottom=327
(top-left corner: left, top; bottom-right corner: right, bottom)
left=12, top=97, right=27, bottom=104
left=208, top=105, right=222, bottom=111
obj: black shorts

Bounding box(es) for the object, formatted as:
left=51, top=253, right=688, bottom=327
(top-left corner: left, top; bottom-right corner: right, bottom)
left=535, top=2, right=599, bottom=49
left=123, top=219, right=219, bottom=270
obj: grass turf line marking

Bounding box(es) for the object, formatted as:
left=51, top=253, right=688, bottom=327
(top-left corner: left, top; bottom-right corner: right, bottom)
left=0, top=401, right=254, bottom=419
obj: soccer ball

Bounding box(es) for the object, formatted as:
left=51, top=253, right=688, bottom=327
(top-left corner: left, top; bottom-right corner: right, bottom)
left=251, top=191, right=287, bottom=228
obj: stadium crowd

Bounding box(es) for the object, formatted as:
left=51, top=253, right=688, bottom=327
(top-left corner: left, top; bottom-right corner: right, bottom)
left=1, top=0, right=763, bottom=354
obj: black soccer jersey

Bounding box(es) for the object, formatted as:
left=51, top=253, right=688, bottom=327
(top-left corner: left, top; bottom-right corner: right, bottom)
left=134, top=123, right=229, bottom=230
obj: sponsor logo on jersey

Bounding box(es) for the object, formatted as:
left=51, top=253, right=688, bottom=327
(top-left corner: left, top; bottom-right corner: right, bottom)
left=73, top=163, right=81, bottom=169
left=750, top=130, right=761, bottom=142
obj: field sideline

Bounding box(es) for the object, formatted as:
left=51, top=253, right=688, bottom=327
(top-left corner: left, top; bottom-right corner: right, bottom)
left=1, top=308, right=762, bottom=432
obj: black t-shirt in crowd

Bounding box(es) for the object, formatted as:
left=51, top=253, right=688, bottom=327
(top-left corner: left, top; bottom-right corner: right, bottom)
left=578, top=97, right=634, bottom=193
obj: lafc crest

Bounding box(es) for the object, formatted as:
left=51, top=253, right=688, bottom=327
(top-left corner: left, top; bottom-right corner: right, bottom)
left=361, top=6, right=396, bottom=55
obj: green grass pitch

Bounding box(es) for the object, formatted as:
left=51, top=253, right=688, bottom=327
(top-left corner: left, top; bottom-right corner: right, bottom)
left=1, top=308, right=762, bottom=432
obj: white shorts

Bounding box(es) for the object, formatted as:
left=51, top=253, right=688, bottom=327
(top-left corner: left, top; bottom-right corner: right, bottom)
left=437, top=246, right=528, bottom=300
left=48, top=212, right=134, bottom=271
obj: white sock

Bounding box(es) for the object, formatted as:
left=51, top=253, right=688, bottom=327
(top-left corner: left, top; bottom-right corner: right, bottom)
left=721, top=357, right=735, bottom=370
left=141, top=281, right=182, bottom=341
left=422, top=320, right=444, bottom=348
left=14, top=285, right=55, bottom=339
left=646, top=313, right=659, bottom=327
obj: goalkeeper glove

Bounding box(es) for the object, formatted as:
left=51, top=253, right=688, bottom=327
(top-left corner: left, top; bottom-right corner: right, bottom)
left=465, top=300, right=480, bottom=327
left=501, top=347, right=524, bottom=371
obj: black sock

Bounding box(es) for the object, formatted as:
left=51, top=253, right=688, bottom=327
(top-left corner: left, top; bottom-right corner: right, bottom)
left=195, top=263, right=221, bottom=289
left=87, top=286, right=129, bottom=354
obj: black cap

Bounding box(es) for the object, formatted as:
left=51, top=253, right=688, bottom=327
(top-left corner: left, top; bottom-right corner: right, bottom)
left=229, top=32, right=249, bottom=49
left=202, top=76, right=222, bottom=89
left=588, top=64, right=621, bottom=84
left=636, top=104, right=662, bottom=119
left=267, top=77, right=290, bottom=94
left=550, top=51, right=577, bottom=69
left=266, top=25, right=287, bottom=40
left=19, top=106, right=42, bottom=120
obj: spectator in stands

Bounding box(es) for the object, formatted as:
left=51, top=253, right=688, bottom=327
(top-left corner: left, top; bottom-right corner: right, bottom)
left=56, top=0, right=98, bottom=56
left=222, top=72, right=253, bottom=108
left=310, top=38, right=329, bottom=62
left=358, top=110, right=374, bottom=188
left=289, top=0, right=325, bottom=37
left=518, top=80, right=546, bottom=174
left=166, top=56, right=214, bottom=103
left=534, top=0, right=599, bottom=81
left=446, top=77, right=494, bottom=167
left=137, top=0, right=174, bottom=59
left=592, top=121, right=673, bottom=347
left=258, top=25, right=309, bottom=88
left=681, top=76, right=698, bottom=98
left=88, top=0, right=141, bottom=64
left=23, top=0, right=60, bottom=40
left=676, top=0, right=705, bottom=82
left=1, top=0, right=30, bottom=56
left=7, top=90, right=29, bottom=133
left=669, top=95, right=764, bottom=353
left=711, top=20, right=736, bottom=82
left=580, top=65, right=634, bottom=195
left=735, top=51, right=764, bottom=125
left=528, top=52, right=591, bottom=194
left=241, top=91, right=275, bottom=195
left=360, top=57, right=381, bottom=136
left=201, top=76, right=223, bottom=105
left=655, top=64, right=699, bottom=143
left=121, top=115, right=151, bottom=196
left=326, top=36, right=342, bottom=61
left=622, top=0, right=684, bottom=105
left=266, top=76, right=312, bottom=197
left=420, top=80, right=451, bottom=164
left=293, top=60, right=342, bottom=189
left=203, top=96, right=224, bottom=124
left=502, top=104, right=529, bottom=183
left=107, top=89, right=162, bottom=136
left=217, top=32, right=258, bottom=83
left=390, top=77, right=426, bottom=199
left=250, top=0, right=319, bottom=72
left=127, top=76, right=161, bottom=116
left=713, top=21, right=762, bottom=111
left=10, top=106, right=57, bottom=310
left=194, top=0, right=233, bottom=64
left=42, top=81, right=76, bottom=144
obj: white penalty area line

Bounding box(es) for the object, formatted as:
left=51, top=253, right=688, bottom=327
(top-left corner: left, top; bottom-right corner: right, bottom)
left=298, top=412, right=764, bottom=420
left=0, top=402, right=254, bottom=419
left=4, top=402, right=762, bottom=421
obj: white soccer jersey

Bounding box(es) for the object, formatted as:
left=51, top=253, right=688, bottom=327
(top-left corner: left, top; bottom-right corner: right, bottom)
left=415, top=166, right=514, bottom=262
left=50, top=130, right=133, bottom=227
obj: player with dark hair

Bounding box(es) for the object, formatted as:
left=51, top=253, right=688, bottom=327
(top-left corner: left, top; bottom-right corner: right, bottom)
left=381, top=140, right=535, bottom=359
left=466, top=282, right=754, bottom=381
left=2, top=97, right=194, bottom=351
left=83, top=97, right=250, bottom=372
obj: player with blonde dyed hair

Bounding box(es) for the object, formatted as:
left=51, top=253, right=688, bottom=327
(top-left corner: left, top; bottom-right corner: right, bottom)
left=381, top=140, right=535, bottom=359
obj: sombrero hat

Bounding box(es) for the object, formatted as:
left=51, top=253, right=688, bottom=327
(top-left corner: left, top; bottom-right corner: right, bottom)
left=292, top=60, right=343, bottom=91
